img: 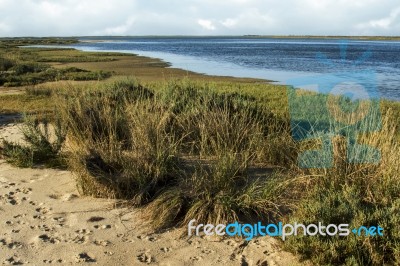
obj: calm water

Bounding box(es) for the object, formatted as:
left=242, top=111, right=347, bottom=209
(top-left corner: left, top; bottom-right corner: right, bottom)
left=70, top=37, right=400, bottom=101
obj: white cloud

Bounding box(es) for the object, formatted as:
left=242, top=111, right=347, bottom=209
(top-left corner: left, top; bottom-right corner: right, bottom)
left=221, top=18, right=238, bottom=28
left=219, top=8, right=275, bottom=33
left=101, top=17, right=136, bottom=35
left=356, top=7, right=400, bottom=31
left=197, top=19, right=216, bottom=31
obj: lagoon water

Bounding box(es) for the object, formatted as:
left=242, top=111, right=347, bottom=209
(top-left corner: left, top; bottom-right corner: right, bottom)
left=69, top=37, right=400, bottom=101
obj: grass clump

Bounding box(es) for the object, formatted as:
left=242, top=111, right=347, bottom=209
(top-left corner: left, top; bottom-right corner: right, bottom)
left=1, top=115, right=67, bottom=168
left=58, top=80, right=178, bottom=202
left=146, top=153, right=288, bottom=229
left=57, top=79, right=288, bottom=228
left=158, top=80, right=296, bottom=166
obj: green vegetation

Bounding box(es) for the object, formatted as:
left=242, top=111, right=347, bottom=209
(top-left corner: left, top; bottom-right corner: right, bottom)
left=0, top=39, right=112, bottom=87
left=1, top=77, right=399, bottom=266
left=1, top=115, right=67, bottom=168
left=282, top=90, right=400, bottom=265
left=0, top=57, right=111, bottom=87
left=0, top=64, right=111, bottom=87
left=0, top=39, right=399, bottom=265
left=35, top=50, right=128, bottom=63
left=56, top=80, right=289, bottom=223
left=0, top=37, right=78, bottom=48
left=0, top=92, right=55, bottom=114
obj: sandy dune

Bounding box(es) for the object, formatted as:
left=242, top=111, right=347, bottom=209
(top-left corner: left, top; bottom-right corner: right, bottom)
left=0, top=121, right=303, bottom=266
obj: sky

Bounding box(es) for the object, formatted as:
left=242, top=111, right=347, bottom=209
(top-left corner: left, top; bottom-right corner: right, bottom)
left=0, top=0, right=399, bottom=37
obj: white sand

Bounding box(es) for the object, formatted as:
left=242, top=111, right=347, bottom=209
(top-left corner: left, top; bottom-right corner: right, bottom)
left=0, top=121, right=304, bottom=265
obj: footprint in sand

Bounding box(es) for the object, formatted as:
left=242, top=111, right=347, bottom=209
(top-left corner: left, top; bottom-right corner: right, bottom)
left=137, top=251, right=154, bottom=264
left=75, top=229, right=92, bottom=235
left=3, top=192, right=20, bottom=205
left=74, top=252, right=96, bottom=263
left=71, top=235, right=89, bottom=244
left=13, top=214, right=27, bottom=219
left=3, top=255, right=24, bottom=265
left=137, top=235, right=157, bottom=242
left=104, top=251, right=114, bottom=256
left=35, top=206, right=52, bottom=214
left=121, top=236, right=135, bottom=243
left=52, top=216, right=66, bottom=223
left=147, top=236, right=158, bottom=242
left=160, top=247, right=172, bottom=253
left=93, top=224, right=111, bottom=230
left=0, top=238, right=23, bottom=249
left=190, top=256, right=203, bottom=261
left=33, top=214, right=46, bottom=220
left=33, top=206, right=52, bottom=220
left=38, top=224, right=55, bottom=232
left=6, top=182, right=16, bottom=188
left=20, top=187, right=32, bottom=194
left=201, top=249, right=214, bottom=255
left=43, top=259, right=64, bottom=264
left=38, top=234, right=61, bottom=244
left=93, top=240, right=110, bottom=247
left=28, top=200, right=38, bottom=206
left=20, top=196, right=29, bottom=202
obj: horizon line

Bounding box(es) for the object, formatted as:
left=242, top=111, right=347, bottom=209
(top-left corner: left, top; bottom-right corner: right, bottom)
left=1, top=34, right=400, bottom=39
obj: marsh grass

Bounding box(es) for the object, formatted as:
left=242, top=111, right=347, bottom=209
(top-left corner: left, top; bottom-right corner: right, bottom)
left=157, top=80, right=296, bottom=166
left=58, top=81, right=179, bottom=201
left=145, top=154, right=289, bottom=229
left=0, top=46, right=112, bottom=87
left=55, top=79, right=289, bottom=230
left=0, top=93, right=55, bottom=115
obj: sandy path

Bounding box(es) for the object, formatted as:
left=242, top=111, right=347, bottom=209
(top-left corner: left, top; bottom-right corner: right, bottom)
left=0, top=123, right=303, bottom=266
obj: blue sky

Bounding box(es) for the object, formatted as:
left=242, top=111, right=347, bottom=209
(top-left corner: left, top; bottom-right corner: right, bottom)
left=0, top=0, right=399, bottom=37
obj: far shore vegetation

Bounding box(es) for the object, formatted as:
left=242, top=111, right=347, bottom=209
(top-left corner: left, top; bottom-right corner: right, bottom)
left=1, top=38, right=399, bottom=265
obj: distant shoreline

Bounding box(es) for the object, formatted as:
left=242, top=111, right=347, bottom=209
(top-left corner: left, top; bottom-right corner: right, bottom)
left=2, top=35, right=400, bottom=42
left=74, top=35, right=400, bottom=42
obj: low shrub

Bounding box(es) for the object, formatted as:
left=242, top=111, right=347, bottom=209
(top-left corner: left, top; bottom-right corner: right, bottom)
left=1, top=115, right=67, bottom=168
left=0, top=57, right=15, bottom=71
left=284, top=107, right=400, bottom=265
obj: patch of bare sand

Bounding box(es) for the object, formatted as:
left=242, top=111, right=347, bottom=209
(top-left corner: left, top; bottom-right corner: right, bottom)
left=0, top=122, right=305, bottom=265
